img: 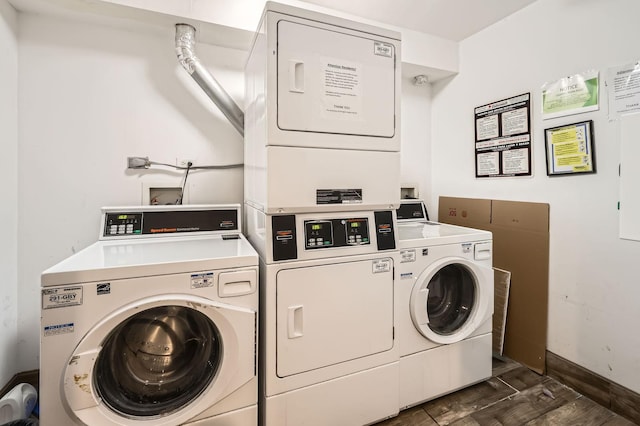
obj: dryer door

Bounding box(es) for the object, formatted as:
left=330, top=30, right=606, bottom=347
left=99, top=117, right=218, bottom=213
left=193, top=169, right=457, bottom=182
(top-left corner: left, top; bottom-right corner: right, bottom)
left=63, top=294, right=255, bottom=426
left=275, top=257, right=394, bottom=377
left=410, top=257, right=493, bottom=345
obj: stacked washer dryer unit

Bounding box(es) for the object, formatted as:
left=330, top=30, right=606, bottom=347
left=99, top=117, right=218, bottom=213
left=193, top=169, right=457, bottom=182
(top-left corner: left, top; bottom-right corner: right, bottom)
left=395, top=200, right=494, bottom=409
left=244, top=2, right=402, bottom=425
left=40, top=205, right=259, bottom=426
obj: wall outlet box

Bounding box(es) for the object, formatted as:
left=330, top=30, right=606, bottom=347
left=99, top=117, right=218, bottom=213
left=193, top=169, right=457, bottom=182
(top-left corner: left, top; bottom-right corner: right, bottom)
left=142, top=182, right=190, bottom=205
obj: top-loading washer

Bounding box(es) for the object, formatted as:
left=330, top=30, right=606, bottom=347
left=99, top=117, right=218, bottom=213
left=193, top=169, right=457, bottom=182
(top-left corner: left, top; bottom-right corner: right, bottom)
left=395, top=200, right=494, bottom=409
left=40, top=204, right=259, bottom=426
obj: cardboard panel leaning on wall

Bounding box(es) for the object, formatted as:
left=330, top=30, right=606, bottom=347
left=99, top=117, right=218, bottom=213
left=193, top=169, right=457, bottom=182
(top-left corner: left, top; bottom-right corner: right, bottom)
left=439, top=196, right=550, bottom=374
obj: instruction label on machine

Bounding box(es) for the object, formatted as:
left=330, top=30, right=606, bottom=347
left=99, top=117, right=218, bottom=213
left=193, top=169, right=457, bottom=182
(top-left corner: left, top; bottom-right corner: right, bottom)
left=317, top=189, right=363, bottom=205
left=321, top=57, right=363, bottom=120
left=191, top=272, right=214, bottom=289
left=42, top=287, right=83, bottom=309
left=372, top=259, right=391, bottom=274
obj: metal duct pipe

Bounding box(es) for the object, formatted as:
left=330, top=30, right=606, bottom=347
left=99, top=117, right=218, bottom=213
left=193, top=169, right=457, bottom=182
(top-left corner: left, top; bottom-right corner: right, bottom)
left=175, top=23, right=245, bottom=136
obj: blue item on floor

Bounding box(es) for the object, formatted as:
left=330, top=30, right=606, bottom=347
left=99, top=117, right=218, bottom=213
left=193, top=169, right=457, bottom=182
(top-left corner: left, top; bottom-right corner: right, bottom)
left=0, top=420, right=39, bottom=426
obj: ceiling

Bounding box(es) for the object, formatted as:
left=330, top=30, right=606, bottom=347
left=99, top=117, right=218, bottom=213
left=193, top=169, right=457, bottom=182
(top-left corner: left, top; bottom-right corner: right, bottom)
left=298, top=0, right=538, bottom=41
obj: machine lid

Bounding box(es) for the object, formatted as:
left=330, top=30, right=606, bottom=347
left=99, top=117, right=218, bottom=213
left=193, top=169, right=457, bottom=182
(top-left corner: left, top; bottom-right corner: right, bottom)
left=397, top=221, right=492, bottom=248
left=41, top=234, right=258, bottom=287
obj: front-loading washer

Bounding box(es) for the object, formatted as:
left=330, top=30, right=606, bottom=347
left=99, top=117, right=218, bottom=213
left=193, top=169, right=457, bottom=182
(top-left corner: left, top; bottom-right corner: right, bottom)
left=40, top=205, right=259, bottom=426
left=395, top=201, right=494, bottom=409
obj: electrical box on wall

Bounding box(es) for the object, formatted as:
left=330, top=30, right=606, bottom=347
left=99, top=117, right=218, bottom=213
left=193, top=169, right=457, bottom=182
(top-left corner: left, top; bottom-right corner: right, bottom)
left=142, top=183, right=189, bottom=205
left=401, top=185, right=419, bottom=199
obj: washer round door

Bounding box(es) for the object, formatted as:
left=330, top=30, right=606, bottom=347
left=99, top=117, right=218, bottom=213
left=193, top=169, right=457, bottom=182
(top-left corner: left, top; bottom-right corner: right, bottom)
left=63, top=294, right=256, bottom=426
left=410, top=257, right=493, bottom=345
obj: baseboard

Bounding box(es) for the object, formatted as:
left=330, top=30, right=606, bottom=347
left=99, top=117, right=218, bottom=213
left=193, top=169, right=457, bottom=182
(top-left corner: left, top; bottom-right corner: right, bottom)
left=546, top=351, right=640, bottom=424
left=0, top=370, right=39, bottom=399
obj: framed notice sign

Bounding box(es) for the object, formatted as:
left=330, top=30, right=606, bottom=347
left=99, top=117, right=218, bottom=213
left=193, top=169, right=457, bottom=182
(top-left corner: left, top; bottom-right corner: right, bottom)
left=475, top=93, right=532, bottom=178
left=544, top=120, right=595, bottom=176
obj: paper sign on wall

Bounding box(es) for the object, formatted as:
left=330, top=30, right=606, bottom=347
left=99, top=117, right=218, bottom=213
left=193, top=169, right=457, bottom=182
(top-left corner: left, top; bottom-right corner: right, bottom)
left=541, top=70, right=599, bottom=120
left=474, top=93, right=532, bottom=178
left=606, top=61, right=640, bottom=120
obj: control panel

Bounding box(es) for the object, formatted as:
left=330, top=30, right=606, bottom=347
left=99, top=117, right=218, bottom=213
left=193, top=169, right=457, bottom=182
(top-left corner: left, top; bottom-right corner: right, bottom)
left=304, top=218, right=370, bottom=249
left=101, top=207, right=239, bottom=238
left=271, top=211, right=396, bottom=262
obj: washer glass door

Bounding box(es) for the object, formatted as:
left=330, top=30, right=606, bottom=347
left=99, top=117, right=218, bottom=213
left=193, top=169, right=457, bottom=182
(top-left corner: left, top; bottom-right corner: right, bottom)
left=410, top=257, right=492, bottom=345
left=426, top=264, right=475, bottom=335
left=94, top=305, right=221, bottom=417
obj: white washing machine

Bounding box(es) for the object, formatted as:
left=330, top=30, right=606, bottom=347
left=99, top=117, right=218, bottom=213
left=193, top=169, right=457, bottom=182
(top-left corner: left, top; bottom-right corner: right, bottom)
left=245, top=205, right=399, bottom=425
left=40, top=205, right=259, bottom=426
left=395, top=201, right=494, bottom=409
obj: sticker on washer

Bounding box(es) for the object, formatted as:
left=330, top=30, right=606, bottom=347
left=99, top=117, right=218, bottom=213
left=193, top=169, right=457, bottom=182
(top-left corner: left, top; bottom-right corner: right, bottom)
left=400, top=272, right=414, bottom=279
left=191, top=272, right=214, bottom=289
left=42, top=287, right=83, bottom=310
left=43, top=323, right=74, bottom=337
left=372, top=259, right=391, bottom=274
left=400, top=249, right=416, bottom=263
left=373, top=41, right=394, bottom=58
left=96, top=283, right=111, bottom=295
left=316, top=189, right=363, bottom=205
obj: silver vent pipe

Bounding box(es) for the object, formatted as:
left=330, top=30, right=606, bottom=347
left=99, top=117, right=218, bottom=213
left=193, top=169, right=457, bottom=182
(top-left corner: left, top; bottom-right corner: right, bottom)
left=175, top=23, right=245, bottom=136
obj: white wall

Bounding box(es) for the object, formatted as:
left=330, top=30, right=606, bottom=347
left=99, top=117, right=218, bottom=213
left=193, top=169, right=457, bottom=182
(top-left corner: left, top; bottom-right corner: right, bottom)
left=17, top=12, right=246, bottom=371
left=0, top=1, right=19, bottom=387
left=400, top=75, right=432, bottom=206
left=431, top=0, right=640, bottom=393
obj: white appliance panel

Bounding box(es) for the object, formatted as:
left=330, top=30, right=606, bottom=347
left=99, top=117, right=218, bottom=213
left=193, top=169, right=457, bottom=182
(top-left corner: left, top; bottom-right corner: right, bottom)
left=261, top=146, right=400, bottom=214
left=275, top=258, right=394, bottom=377
left=277, top=20, right=396, bottom=139
left=265, top=363, right=398, bottom=425
left=399, top=334, right=492, bottom=409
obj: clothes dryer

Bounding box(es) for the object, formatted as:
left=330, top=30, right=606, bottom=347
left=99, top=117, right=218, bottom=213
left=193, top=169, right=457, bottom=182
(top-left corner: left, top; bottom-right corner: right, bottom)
left=245, top=205, right=399, bottom=425
left=245, top=2, right=402, bottom=214
left=40, top=205, right=259, bottom=426
left=395, top=205, right=493, bottom=409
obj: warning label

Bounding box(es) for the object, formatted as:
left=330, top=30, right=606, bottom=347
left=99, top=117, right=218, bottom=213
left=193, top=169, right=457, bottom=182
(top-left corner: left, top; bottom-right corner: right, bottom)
left=317, top=189, right=363, bottom=205
left=191, top=272, right=214, bottom=289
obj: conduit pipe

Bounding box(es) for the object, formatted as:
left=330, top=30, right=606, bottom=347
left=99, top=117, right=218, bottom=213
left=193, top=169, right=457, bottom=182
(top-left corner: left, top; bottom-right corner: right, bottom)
left=175, top=23, right=245, bottom=136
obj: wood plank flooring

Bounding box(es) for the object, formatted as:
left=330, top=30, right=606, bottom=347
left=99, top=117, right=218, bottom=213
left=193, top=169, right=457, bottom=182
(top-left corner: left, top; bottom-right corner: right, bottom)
left=374, top=357, right=636, bottom=426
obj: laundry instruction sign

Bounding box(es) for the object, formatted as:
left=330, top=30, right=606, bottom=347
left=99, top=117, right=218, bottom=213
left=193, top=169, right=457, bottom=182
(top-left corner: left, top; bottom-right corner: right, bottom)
left=474, top=93, right=532, bottom=178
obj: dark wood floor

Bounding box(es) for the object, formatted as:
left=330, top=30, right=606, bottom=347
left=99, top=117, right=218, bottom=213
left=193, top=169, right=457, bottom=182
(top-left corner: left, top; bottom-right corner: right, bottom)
left=374, top=357, right=636, bottom=426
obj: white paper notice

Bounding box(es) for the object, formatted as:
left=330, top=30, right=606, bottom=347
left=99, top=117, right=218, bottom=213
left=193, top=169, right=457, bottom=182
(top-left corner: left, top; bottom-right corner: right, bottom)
left=502, top=148, right=529, bottom=174
left=477, top=152, right=500, bottom=176
left=501, top=107, right=528, bottom=135
left=476, top=115, right=499, bottom=140
left=321, top=57, right=363, bottom=120
left=607, top=61, right=640, bottom=120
